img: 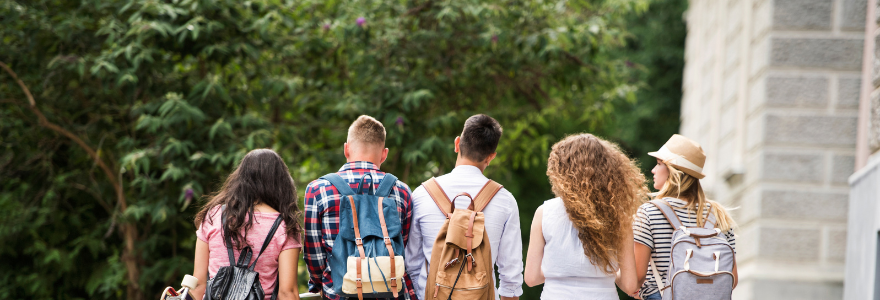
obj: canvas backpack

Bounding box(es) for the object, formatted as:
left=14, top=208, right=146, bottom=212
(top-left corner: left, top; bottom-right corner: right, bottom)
left=323, top=173, right=405, bottom=300
left=421, top=178, right=502, bottom=300
left=648, top=199, right=737, bottom=300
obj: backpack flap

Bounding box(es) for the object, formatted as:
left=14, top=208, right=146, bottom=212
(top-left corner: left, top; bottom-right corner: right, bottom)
left=444, top=211, right=485, bottom=250
left=338, top=195, right=402, bottom=244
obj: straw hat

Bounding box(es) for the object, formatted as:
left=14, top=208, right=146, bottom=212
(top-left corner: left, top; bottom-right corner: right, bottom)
left=648, top=134, right=707, bottom=179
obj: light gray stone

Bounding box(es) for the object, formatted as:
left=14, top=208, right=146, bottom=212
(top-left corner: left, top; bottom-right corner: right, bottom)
left=752, top=279, right=843, bottom=300
left=837, top=77, right=861, bottom=109
left=759, top=227, right=821, bottom=260
left=874, top=33, right=880, bottom=88
left=840, top=0, right=867, bottom=31
left=770, top=38, right=864, bottom=70
left=832, top=154, right=855, bottom=184
left=826, top=228, right=847, bottom=263
left=761, top=190, right=848, bottom=221
left=872, top=91, right=880, bottom=152
left=762, top=152, right=824, bottom=183
left=772, top=0, right=832, bottom=30
left=765, top=114, right=858, bottom=146
left=766, top=76, right=828, bottom=108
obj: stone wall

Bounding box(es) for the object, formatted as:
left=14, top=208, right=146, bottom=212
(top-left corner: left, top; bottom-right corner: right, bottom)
left=680, top=0, right=864, bottom=299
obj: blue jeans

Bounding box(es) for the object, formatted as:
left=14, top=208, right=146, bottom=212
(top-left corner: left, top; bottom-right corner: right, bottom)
left=642, top=292, right=662, bottom=300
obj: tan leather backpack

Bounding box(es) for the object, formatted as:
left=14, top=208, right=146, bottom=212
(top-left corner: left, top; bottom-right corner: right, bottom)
left=421, top=178, right=502, bottom=300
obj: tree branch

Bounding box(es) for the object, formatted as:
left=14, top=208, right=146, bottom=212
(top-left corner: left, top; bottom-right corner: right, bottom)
left=0, top=61, right=142, bottom=300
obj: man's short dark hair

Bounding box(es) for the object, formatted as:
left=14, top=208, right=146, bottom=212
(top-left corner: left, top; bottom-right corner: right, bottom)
left=459, top=114, right=503, bottom=162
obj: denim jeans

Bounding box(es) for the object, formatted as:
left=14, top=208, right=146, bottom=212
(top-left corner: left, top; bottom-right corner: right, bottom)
left=642, top=292, right=662, bottom=300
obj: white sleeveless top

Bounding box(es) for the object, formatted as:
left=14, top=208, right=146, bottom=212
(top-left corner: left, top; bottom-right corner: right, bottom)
left=540, top=198, right=618, bottom=300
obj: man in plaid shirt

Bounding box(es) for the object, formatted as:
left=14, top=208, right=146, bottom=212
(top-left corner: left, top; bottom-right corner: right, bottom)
left=304, top=115, right=417, bottom=300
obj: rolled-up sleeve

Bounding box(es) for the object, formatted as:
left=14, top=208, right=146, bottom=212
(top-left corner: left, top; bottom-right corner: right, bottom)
left=495, top=191, right=524, bottom=297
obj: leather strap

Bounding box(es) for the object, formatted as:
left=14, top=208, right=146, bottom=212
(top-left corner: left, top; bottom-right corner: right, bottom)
left=423, top=178, right=452, bottom=218
left=348, top=196, right=365, bottom=300
left=376, top=197, right=399, bottom=297
left=465, top=211, right=477, bottom=272
left=473, top=180, right=502, bottom=212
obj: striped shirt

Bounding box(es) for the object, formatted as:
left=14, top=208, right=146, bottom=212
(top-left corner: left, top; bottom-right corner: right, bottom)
left=632, top=197, right=736, bottom=297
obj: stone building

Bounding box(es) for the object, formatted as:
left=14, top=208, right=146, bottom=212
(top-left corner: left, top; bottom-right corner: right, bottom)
left=679, top=0, right=873, bottom=299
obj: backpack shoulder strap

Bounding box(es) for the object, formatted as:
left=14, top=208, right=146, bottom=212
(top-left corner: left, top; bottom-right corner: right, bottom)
left=704, top=210, right=718, bottom=230
left=473, top=180, right=503, bottom=212
left=649, top=199, right=685, bottom=229
left=321, top=173, right=355, bottom=195
left=248, top=215, right=284, bottom=271
left=422, top=177, right=452, bottom=218
left=376, top=173, right=398, bottom=197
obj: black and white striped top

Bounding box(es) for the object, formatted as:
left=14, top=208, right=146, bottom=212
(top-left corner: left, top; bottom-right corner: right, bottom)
left=633, top=197, right=737, bottom=297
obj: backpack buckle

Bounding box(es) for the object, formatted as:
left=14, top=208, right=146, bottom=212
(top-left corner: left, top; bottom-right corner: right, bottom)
left=355, top=238, right=363, bottom=245
left=383, top=237, right=392, bottom=245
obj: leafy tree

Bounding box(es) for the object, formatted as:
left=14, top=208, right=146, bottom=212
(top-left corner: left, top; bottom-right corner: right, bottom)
left=0, top=0, right=686, bottom=299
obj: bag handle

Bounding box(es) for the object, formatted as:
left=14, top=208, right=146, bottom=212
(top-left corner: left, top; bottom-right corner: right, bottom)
left=356, top=174, right=376, bottom=195
left=450, top=193, right=475, bottom=214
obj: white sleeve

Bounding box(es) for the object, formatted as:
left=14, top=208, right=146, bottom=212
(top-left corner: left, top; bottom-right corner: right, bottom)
left=404, top=186, right=426, bottom=295
left=495, top=191, right=524, bottom=297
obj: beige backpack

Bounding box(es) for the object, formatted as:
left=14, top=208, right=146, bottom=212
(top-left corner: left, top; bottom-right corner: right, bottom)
left=421, top=178, right=502, bottom=300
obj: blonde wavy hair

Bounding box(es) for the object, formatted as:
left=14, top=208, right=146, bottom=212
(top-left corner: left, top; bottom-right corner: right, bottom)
left=656, top=162, right=737, bottom=232
left=546, top=134, right=649, bottom=274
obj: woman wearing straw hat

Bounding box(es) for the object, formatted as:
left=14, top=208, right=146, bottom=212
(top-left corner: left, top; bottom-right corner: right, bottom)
left=633, top=134, right=738, bottom=299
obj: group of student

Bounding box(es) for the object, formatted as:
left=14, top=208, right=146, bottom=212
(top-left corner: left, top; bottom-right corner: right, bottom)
left=190, top=114, right=738, bottom=300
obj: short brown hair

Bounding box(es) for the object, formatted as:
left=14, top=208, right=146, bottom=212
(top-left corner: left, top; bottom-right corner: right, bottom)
left=459, top=114, right=502, bottom=161
left=347, top=115, right=386, bottom=145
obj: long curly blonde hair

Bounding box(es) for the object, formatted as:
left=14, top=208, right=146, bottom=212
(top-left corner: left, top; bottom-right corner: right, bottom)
left=547, top=134, right=649, bottom=274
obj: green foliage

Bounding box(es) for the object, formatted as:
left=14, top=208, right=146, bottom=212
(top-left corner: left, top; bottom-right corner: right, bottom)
left=0, top=0, right=684, bottom=299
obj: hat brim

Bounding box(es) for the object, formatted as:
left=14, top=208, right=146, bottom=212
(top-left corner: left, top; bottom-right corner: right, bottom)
left=648, top=152, right=706, bottom=179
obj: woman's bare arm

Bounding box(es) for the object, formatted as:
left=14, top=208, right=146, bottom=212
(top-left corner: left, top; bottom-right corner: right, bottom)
left=277, top=248, right=301, bottom=300
left=192, top=240, right=210, bottom=300
left=615, top=229, right=639, bottom=296
left=524, top=206, right=545, bottom=287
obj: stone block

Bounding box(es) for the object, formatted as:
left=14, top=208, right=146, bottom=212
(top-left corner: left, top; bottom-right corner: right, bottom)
left=837, top=76, right=861, bottom=109
left=871, top=90, right=880, bottom=152
left=772, top=0, right=832, bottom=30
left=832, top=154, right=855, bottom=184
left=840, top=0, right=868, bottom=31
left=770, top=38, right=864, bottom=70
left=874, top=33, right=880, bottom=87
left=752, top=279, right=843, bottom=300
left=751, top=35, right=770, bottom=77
left=765, top=114, right=858, bottom=146
left=762, top=152, right=824, bottom=183
left=826, top=228, right=847, bottom=263
left=760, top=190, right=848, bottom=221
left=749, top=75, right=767, bottom=112
left=759, top=227, right=821, bottom=260
left=753, top=0, right=772, bottom=39
left=747, top=113, right=764, bottom=149
left=766, top=76, right=828, bottom=108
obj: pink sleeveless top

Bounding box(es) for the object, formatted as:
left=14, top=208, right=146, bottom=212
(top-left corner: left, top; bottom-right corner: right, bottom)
left=197, top=206, right=301, bottom=298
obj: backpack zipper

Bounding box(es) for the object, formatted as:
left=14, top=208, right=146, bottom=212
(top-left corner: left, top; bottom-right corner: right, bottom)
left=433, top=283, right=489, bottom=298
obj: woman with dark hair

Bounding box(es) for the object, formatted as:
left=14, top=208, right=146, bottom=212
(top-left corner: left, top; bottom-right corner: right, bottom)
left=524, top=134, right=647, bottom=299
left=192, top=149, right=303, bottom=300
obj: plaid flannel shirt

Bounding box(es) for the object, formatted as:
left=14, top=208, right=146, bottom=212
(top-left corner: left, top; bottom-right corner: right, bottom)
left=304, top=161, right=417, bottom=300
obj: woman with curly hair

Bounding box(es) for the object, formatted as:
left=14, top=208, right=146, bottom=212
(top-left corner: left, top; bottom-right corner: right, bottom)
left=525, top=133, right=647, bottom=299
left=633, top=134, right=738, bottom=300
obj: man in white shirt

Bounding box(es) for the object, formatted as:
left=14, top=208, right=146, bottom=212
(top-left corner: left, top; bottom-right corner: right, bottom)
left=404, top=114, right=523, bottom=300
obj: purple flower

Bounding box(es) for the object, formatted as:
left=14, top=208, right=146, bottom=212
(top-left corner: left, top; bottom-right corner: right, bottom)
left=323, top=23, right=331, bottom=31
left=396, top=116, right=404, bottom=126
left=491, top=35, right=498, bottom=43
left=185, top=188, right=194, bottom=200
left=625, top=60, right=635, bottom=68
left=356, top=17, right=366, bottom=27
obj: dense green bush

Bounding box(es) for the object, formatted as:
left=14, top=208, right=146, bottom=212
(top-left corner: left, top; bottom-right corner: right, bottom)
left=0, top=0, right=684, bottom=299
